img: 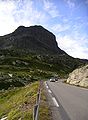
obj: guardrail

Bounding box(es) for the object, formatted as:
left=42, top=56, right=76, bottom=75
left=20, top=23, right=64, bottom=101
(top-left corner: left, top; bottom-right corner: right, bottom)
left=33, top=80, right=42, bottom=120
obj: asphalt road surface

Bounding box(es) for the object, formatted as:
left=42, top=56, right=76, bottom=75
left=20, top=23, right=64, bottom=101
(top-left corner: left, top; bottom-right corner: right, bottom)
left=46, top=80, right=88, bottom=120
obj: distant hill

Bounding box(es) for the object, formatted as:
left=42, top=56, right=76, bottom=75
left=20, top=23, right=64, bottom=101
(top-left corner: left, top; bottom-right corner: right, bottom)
left=0, top=25, right=65, bottom=54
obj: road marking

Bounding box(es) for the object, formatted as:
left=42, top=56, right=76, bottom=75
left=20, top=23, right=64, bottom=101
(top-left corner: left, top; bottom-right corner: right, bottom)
left=45, top=82, right=49, bottom=89
left=0, top=117, right=7, bottom=120
left=52, top=97, right=59, bottom=107
left=48, top=89, right=52, bottom=93
left=45, top=82, right=47, bottom=86
left=46, top=85, right=49, bottom=89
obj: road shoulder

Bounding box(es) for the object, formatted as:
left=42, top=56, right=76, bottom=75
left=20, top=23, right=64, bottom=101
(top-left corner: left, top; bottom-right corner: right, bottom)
left=44, top=81, right=62, bottom=120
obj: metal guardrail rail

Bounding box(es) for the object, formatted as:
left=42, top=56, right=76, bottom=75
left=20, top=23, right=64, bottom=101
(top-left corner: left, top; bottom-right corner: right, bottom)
left=33, top=80, right=42, bottom=120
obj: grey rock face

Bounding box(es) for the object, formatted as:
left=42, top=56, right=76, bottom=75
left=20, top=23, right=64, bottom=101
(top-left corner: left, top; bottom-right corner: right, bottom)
left=67, top=65, right=88, bottom=87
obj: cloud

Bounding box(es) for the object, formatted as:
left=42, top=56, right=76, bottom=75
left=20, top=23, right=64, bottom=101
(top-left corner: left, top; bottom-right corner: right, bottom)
left=65, top=0, right=75, bottom=8
left=57, top=34, right=88, bottom=59
left=0, top=0, right=17, bottom=35
left=51, top=24, right=70, bottom=33
left=13, top=0, right=48, bottom=25
left=0, top=0, right=49, bottom=36
left=42, top=0, right=60, bottom=17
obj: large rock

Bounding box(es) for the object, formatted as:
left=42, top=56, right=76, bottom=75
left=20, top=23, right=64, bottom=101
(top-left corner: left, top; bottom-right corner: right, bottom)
left=66, top=65, right=88, bottom=87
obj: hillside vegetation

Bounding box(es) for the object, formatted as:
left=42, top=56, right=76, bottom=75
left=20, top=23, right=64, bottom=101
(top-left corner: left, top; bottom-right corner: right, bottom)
left=0, top=81, right=51, bottom=120
left=0, top=49, right=87, bottom=90
left=0, top=82, right=38, bottom=119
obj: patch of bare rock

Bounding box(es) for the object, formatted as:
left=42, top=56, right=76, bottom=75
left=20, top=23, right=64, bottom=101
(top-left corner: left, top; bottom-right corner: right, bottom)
left=66, top=65, right=88, bottom=88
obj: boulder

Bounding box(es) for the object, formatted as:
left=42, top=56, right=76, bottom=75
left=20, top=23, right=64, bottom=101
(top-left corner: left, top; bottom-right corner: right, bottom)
left=66, top=65, right=88, bottom=87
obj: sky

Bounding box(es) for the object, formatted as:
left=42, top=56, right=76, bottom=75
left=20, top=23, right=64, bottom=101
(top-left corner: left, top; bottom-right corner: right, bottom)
left=0, top=0, right=88, bottom=59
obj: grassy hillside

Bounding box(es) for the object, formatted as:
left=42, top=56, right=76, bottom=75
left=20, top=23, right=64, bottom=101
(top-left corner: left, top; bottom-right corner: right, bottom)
left=0, top=49, right=88, bottom=90
left=0, top=49, right=87, bottom=90
left=0, top=81, right=51, bottom=120
left=0, top=82, right=38, bottom=119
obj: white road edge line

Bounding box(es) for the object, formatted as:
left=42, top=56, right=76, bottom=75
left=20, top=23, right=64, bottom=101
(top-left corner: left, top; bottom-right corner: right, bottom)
left=0, top=117, right=7, bottom=120
left=46, top=85, right=49, bottom=89
left=52, top=97, right=59, bottom=107
left=48, top=89, right=52, bottom=93
left=45, top=82, right=49, bottom=89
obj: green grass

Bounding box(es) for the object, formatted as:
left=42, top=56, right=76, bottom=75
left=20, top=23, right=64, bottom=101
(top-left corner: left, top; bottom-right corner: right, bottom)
left=39, top=86, right=52, bottom=120
left=0, top=82, right=39, bottom=120
left=0, top=81, right=52, bottom=120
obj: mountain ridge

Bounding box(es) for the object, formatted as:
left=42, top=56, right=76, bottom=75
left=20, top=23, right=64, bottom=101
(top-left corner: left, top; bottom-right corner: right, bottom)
left=0, top=25, right=65, bottom=55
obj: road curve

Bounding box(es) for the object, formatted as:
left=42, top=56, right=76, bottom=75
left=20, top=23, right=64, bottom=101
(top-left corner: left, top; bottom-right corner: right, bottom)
left=47, top=80, right=88, bottom=120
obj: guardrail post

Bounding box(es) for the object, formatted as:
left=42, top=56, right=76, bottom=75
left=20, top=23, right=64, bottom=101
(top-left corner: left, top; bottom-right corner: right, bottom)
left=33, top=80, right=43, bottom=120
left=36, top=93, right=40, bottom=104
left=33, top=104, right=38, bottom=120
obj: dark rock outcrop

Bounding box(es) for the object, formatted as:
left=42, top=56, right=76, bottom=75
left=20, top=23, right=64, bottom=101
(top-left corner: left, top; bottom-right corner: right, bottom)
left=0, top=25, right=65, bottom=54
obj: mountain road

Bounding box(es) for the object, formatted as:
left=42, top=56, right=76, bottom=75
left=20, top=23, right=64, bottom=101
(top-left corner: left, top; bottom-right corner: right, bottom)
left=45, top=80, right=88, bottom=120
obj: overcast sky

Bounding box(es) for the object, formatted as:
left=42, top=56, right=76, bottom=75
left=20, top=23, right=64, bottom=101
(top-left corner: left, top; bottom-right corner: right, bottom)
left=0, top=0, right=88, bottom=59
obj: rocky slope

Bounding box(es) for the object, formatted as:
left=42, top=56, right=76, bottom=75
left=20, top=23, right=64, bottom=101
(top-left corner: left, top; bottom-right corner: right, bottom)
left=0, top=25, right=65, bottom=54
left=66, top=65, right=88, bottom=88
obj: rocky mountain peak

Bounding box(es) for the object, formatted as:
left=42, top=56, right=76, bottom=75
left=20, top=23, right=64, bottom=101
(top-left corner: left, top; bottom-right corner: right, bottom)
left=0, top=25, right=65, bottom=54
